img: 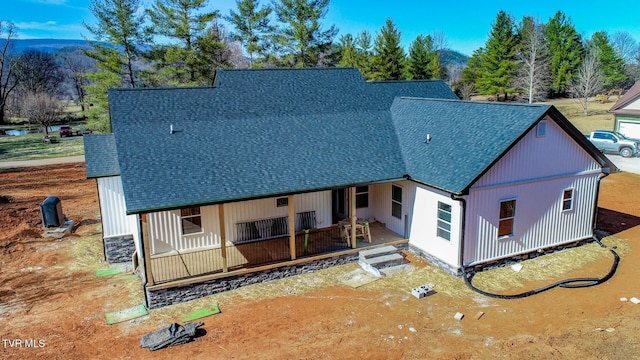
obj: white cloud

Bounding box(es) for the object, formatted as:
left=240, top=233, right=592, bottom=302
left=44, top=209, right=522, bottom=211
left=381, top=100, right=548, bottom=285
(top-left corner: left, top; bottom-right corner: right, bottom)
left=33, top=0, right=69, bottom=5
left=14, top=21, right=58, bottom=30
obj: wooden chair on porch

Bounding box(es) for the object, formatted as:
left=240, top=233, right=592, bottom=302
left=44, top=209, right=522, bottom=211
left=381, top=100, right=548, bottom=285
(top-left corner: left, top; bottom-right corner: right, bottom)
left=338, top=220, right=371, bottom=244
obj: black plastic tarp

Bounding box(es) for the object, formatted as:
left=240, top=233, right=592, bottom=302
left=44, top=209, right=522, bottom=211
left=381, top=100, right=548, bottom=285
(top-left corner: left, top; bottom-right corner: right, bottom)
left=140, top=322, right=204, bottom=351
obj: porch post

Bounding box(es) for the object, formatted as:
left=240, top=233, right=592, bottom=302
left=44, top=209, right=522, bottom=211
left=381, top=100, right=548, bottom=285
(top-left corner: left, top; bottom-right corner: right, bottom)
left=350, top=187, right=357, bottom=249
left=218, top=204, right=228, bottom=272
left=141, top=213, right=154, bottom=286
left=288, top=195, right=296, bottom=260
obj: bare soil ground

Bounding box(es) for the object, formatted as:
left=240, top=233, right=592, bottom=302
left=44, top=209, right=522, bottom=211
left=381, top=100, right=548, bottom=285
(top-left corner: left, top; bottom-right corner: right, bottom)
left=1, top=163, right=640, bottom=359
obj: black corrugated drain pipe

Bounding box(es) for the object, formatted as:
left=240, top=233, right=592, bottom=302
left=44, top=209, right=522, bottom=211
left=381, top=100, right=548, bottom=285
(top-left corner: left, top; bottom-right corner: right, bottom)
left=463, top=237, right=620, bottom=299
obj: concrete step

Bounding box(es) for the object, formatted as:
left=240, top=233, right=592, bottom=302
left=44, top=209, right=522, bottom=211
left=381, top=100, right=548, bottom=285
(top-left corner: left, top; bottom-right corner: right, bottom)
left=359, top=245, right=400, bottom=261
left=379, top=264, right=413, bottom=277
left=360, top=252, right=404, bottom=268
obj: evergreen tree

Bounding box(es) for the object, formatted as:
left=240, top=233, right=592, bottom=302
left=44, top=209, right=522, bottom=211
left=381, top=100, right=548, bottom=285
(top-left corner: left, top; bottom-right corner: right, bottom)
left=225, top=0, right=272, bottom=68
left=355, top=30, right=374, bottom=79
left=477, top=11, right=518, bottom=101
left=544, top=11, right=583, bottom=96
left=338, top=34, right=358, bottom=67
left=590, top=31, right=627, bottom=90
left=146, top=0, right=219, bottom=84
left=372, top=18, right=405, bottom=80
left=272, top=0, right=338, bottom=67
left=406, top=35, right=434, bottom=80
left=84, top=0, right=149, bottom=88
left=461, top=48, right=484, bottom=86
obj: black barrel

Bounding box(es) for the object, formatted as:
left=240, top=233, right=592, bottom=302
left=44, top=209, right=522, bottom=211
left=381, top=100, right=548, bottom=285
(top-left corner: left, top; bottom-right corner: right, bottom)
left=40, top=196, right=64, bottom=228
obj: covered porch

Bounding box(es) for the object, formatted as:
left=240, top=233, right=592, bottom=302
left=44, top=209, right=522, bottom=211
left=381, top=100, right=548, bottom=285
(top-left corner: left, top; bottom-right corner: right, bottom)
left=148, top=221, right=406, bottom=285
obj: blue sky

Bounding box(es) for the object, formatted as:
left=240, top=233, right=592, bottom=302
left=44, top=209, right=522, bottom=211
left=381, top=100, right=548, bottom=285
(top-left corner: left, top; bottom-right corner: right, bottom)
left=4, top=0, right=640, bottom=56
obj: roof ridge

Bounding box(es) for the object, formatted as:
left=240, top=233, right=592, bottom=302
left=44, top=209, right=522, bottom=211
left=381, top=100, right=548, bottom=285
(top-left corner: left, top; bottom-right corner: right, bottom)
left=109, top=86, right=217, bottom=92
left=369, top=79, right=441, bottom=84
left=217, top=67, right=358, bottom=72
left=396, top=97, right=550, bottom=108
left=610, top=80, right=640, bottom=112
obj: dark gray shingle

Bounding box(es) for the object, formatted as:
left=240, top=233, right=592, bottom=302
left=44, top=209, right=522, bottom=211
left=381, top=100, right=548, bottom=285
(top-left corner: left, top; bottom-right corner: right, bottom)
left=84, top=133, right=120, bottom=178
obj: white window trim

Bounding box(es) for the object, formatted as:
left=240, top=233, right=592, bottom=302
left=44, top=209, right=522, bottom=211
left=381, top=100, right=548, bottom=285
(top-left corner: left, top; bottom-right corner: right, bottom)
left=437, top=201, right=452, bottom=241
left=180, top=207, right=204, bottom=235
left=391, top=184, right=402, bottom=219
left=355, top=186, right=369, bottom=209
left=498, top=198, right=516, bottom=239
left=562, top=188, right=574, bottom=212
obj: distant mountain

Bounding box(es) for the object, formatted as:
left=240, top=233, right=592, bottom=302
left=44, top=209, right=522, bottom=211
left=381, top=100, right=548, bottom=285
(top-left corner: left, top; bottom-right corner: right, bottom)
left=439, top=49, right=468, bottom=67
left=10, top=39, right=92, bottom=53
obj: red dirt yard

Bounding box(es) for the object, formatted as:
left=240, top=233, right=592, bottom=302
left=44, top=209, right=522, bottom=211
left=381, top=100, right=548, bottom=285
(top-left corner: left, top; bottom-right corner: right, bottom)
left=1, top=163, right=640, bottom=359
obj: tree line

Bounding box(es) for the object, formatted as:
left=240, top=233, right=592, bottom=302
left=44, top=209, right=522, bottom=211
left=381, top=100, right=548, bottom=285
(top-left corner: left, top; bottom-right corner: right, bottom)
left=460, top=10, right=640, bottom=115
left=2, top=2, right=640, bottom=131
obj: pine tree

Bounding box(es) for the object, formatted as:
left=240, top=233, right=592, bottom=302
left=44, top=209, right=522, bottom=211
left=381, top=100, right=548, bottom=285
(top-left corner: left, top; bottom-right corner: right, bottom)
left=544, top=11, right=583, bottom=96
left=355, top=30, right=374, bottom=79
left=146, top=0, right=219, bottom=84
left=590, top=31, right=627, bottom=90
left=84, top=0, right=149, bottom=88
left=272, top=0, right=338, bottom=67
left=225, top=0, right=272, bottom=68
left=372, top=18, right=405, bottom=80
left=338, top=34, right=358, bottom=68
left=477, top=11, right=518, bottom=101
left=406, top=35, right=434, bottom=80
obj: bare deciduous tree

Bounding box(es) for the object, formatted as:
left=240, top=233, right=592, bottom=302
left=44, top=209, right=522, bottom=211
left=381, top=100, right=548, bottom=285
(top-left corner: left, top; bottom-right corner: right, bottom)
left=611, top=31, right=637, bottom=63
left=61, top=49, right=95, bottom=112
left=0, top=21, right=20, bottom=125
left=457, top=82, right=475, bottom=100
left=515, top=17, right=550, bottom=103
left=573, top=47, right=604, bottom=116
left=23, top=92, right=64, bottom=135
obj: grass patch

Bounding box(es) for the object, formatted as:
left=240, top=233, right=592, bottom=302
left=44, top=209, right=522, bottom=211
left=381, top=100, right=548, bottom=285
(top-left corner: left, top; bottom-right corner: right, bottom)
left=471, top=236, right=629, bottom=293
left=0, top=133, right=84, bottom=161
left=542, top=97, right=617, bottom=134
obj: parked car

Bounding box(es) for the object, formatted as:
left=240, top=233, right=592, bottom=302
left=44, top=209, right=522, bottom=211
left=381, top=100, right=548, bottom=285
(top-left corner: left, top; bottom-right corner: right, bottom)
left=59, top=125, right=73, bottom=137
left=585, top=130, right=640, bottom=158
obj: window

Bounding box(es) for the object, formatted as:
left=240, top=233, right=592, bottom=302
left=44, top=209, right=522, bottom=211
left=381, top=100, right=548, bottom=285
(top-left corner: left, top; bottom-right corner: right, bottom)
left=355, top=186, right=369, bottom=208
left=276, top=197, right=288, bottom=207
left=437, top=202, right=452, bottom=241
left=498, top=199, right=516, bottom=238
left=536, top=120, right=546, bottom=137
left=562, top=189, right=574, bottom=211
left=391, top=185, right=402, bottom=219
left=181, top=207, right=202, bottom=235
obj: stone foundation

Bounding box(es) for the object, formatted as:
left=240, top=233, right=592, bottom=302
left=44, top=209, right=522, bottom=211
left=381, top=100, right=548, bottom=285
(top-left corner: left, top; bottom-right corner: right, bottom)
left=147, top=253, right=359, bottom=308
left=409, top=237, right=597, bottom=277
left=104, top=234, right=135, bottom=264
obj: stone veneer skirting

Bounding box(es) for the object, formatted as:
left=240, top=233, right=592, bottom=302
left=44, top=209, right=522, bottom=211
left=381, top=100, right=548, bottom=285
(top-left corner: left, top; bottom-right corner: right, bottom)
left=409, top=236, right=598, bottom=277
left=104, top=234, right=135, bottom=264
left=147, top=253, right=360, bottom=308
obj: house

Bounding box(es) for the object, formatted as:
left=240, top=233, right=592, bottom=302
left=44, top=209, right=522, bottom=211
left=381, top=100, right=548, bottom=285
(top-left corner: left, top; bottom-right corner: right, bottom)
left=610, top=80, right=640, bottom=138
left=84, top=68, right=616, bottom=308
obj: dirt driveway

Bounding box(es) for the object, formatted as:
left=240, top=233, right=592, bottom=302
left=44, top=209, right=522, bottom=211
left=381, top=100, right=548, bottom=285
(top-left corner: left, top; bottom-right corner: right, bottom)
left=1, top=163, right=639, bottom=359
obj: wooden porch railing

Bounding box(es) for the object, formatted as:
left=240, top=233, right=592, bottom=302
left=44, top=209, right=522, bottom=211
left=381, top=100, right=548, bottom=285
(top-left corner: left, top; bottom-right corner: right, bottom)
left=149, top=225, right=348, bottom=284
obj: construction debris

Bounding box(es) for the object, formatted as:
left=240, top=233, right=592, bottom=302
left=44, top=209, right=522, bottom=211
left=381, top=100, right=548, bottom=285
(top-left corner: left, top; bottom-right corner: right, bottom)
left=475, top=311, right=485, bottom=320
left=620, top=297, right=628, bottom=302
left=510, top=263, right=523, bottom=272
left=140, top=322, right=204, bottom=351
left=454, top=312, right=464, bottom=320
left=181, top=304, right=221, bottom=322
left=411, top=284, right=435, bottom=299
left=630, top=297, right=640, bottom=304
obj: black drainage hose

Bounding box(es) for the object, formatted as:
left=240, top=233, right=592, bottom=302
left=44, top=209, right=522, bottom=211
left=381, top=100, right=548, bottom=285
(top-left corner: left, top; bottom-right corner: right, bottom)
left=463, top=237, right=620, bottom=299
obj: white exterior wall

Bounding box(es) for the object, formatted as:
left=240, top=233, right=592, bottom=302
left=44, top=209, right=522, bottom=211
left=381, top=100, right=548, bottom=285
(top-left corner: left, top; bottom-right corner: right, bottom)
left=368, top=181, right=416, bottom=237
left=408, top=185, right=462, bottom=269
left=149, top=191, right=331, bottom=255
left=97, top=176, right=137, bottom=238
left=463, top=117, right=602, bottom=266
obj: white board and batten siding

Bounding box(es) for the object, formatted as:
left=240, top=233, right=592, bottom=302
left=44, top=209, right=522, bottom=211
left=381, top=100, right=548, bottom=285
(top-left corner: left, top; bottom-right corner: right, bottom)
left=148, top=191, right=332, bottom=255
left=367, top=181, right=415, bottom=238
left=97, top=176, right=138, bottom=238
left=464, top=116, right=602, bottom=266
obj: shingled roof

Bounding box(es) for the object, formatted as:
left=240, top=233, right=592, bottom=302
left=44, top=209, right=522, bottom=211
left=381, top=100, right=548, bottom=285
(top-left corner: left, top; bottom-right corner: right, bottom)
left=610, top=80, right=640, bottom=116
left=84, top=133, right=120, bottom=178
left=94, top=68, right=612, bottom=214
